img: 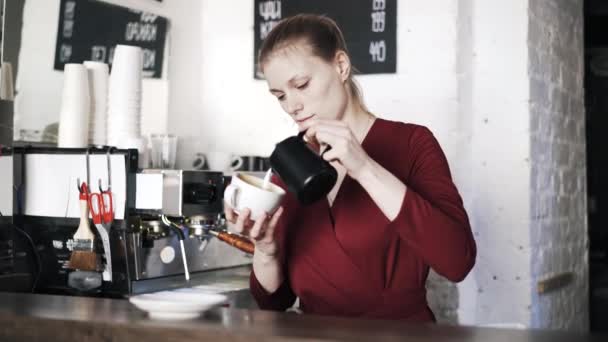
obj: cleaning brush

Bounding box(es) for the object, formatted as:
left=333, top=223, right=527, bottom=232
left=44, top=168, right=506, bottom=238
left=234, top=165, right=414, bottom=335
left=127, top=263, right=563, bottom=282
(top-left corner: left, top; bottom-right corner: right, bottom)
left=68, top=182, right=99, bottom=271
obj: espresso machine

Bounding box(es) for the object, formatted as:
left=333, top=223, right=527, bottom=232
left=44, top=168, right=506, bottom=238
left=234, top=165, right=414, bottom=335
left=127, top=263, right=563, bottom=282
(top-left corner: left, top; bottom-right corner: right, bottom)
left=10, top=146, right=252, bottom=297
left=129, top=168, right=254, bottom=294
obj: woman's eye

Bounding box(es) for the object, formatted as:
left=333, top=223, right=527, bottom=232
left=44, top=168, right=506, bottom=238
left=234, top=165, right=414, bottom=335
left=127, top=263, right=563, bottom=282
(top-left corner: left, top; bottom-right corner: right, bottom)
left=277, top=94, right=285, bottom=101
left=296, top=81, right=309, bottom=89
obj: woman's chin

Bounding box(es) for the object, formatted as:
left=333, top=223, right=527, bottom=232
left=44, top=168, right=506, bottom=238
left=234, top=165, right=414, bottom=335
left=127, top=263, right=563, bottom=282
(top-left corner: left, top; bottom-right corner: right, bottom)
left=296, top=121, right=310, bottom=131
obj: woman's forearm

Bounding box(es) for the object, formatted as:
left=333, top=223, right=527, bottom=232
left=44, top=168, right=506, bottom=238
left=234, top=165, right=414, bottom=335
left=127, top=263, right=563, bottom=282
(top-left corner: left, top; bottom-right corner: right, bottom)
left=252, top=250, right=284, bottom=293
left=354, top=157, right=407, bottom=221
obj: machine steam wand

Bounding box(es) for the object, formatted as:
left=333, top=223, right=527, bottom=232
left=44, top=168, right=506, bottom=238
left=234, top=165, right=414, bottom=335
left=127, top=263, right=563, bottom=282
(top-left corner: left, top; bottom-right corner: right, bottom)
left=161, top=214, right=256, bottom=282
left=161, top=215, right=190, bottom=281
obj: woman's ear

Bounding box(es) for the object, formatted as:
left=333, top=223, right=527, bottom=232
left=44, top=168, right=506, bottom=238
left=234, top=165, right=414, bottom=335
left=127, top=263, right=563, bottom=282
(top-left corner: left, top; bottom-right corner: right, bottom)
left=334, top=50, right=351, bottom=83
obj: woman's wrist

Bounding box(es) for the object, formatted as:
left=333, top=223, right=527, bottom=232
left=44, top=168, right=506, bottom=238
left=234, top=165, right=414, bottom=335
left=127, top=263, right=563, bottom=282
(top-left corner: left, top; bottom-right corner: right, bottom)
left=352, top=156, right=376, bottom=183
left=252, top=248, right=284, bottom=294
left=254, top=247, right=280, bottom=264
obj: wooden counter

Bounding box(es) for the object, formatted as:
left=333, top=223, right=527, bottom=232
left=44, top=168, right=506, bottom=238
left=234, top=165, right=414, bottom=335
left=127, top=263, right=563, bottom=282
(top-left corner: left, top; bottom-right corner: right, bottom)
left=0, top=292, right=603, bottom=341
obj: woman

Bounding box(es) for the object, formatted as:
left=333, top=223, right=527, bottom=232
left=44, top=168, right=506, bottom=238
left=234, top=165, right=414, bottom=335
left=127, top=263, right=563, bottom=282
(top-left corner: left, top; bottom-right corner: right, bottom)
left=225, top=14, right=476, bottom=322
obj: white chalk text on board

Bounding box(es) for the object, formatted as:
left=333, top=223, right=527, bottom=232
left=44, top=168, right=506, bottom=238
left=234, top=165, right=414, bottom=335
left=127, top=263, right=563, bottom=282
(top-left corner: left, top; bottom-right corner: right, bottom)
left=55, top=0, right=168, bottom=78
left=253, top=0, right=397, bottom=78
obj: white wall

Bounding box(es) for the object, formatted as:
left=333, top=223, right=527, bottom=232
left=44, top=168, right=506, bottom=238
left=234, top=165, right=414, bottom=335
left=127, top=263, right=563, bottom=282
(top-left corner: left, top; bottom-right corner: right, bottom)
left=171, top=0, right=464, bottom=172
left=171, top=0, right=291, bottom=169
left=454, top=0, right=476, bottom=324
left=466, top=0, right=532, bottom=326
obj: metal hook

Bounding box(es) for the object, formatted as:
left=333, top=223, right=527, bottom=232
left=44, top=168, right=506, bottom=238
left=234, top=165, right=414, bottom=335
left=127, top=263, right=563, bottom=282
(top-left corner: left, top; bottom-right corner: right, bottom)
left=76, top=177, right=89, bottom=195
left=106, top=147, right=115, bottom=192
left=85, top=146, right=92, bottom=191
left=98, top=146, right=115, bottom=193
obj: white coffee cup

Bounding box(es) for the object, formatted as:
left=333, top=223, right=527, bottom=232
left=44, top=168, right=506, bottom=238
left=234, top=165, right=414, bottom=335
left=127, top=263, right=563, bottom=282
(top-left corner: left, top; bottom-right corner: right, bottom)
left=206, top=151, right=243, bottom=172
left=224, top=172, right=285, bottom=220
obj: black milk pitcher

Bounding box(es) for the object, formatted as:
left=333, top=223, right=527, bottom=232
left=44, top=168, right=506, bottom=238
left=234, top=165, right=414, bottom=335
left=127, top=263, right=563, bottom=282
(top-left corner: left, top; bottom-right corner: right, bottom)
left=269, top=131, right=337, bottom=205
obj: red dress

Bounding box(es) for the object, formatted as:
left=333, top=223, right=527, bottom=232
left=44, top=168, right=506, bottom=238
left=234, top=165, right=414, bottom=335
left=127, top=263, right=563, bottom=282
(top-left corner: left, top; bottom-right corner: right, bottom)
left=250, top=118, right=477, bottom=322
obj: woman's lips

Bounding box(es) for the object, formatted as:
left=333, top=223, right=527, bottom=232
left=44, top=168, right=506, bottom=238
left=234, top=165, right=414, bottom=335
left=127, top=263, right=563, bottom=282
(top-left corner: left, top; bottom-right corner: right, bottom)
left=296, top=114, right=315, bottom=123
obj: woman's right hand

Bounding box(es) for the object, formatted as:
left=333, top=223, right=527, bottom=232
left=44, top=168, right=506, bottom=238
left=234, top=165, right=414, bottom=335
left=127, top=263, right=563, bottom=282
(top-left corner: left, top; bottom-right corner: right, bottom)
left=224, top=202, right=284, bottom=258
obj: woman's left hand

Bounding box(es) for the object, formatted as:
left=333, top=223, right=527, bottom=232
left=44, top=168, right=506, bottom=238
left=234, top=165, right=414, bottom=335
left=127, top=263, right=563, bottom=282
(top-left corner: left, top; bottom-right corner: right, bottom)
left=300, top=118, right=371, bottom=180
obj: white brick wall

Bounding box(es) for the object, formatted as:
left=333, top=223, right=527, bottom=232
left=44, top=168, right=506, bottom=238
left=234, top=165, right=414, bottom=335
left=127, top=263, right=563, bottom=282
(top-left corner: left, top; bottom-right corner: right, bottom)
left=427, top=270, right=459, bottom=324
left=528, top=0, right=588, bottom=331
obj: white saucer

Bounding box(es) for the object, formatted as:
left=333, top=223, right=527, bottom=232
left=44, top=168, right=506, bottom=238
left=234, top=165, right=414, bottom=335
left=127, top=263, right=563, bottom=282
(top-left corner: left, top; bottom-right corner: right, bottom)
left=129, top=290, right=228, bottom=320
left=148, top=311, right=202, bottom=320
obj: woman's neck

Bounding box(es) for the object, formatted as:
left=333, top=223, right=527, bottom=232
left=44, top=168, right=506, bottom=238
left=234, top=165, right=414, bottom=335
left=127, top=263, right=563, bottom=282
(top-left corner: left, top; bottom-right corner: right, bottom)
left=342, top=102, right=375, bottom=143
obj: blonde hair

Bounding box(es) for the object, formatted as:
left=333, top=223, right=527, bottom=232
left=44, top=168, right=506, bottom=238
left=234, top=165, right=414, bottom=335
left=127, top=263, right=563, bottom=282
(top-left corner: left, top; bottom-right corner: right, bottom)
left=258, top=14, right=367, bottom=111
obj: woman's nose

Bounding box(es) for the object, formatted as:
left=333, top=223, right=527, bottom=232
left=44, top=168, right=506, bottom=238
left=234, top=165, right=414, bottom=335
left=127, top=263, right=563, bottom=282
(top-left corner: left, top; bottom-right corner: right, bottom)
left=286, top=97, right=303, bottom=115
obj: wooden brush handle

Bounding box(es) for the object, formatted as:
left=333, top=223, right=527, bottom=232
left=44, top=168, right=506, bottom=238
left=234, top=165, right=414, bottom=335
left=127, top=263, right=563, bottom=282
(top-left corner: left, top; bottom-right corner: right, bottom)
left=79, top=198, right=89, bottom=224
left=214, top=231, right=254, bottom=254
left=74, top=198, right=94, bottom=240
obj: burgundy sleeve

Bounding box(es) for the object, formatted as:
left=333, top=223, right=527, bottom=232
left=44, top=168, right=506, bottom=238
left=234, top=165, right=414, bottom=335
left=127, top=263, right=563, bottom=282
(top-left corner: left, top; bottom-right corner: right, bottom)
left=248, top=175, right=297, bottom=311
left=249, top=269, right=296, bottom=311
left=388, top=126, right=476, bottom=282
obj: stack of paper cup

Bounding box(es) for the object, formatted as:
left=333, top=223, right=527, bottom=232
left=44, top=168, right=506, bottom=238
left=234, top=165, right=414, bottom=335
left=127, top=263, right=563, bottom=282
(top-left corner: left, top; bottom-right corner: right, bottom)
left=107, top=45, right=143, bottom=147
left=58, top=63, right=90, bottom=148
left=84, top=61, right=109, bottom=146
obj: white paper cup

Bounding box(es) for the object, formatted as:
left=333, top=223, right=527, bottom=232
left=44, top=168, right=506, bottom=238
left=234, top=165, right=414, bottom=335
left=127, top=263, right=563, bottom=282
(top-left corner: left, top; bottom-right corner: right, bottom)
left=84, top=61, right=109, bottom=145
left=62, top=64, right=90, bottom=102
left=110, top=45, right=143, bottom=91
left=58, top=108, right=89, bottom=147
left=58, top=64, right=90, bottom=148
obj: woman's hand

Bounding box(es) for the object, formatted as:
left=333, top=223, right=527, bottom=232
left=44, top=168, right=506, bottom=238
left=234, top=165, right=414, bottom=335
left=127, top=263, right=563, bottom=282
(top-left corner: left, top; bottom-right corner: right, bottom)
left=224, top=202, right=284, bottom=259
left=300, top=118, right=371, bottom=180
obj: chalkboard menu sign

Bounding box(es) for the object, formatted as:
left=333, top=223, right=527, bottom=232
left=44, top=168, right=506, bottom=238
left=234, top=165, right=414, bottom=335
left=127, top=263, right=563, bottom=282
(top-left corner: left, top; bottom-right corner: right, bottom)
left=54, top=0, right=168, bottom=78
left=254, top=0, right=397, bottom=78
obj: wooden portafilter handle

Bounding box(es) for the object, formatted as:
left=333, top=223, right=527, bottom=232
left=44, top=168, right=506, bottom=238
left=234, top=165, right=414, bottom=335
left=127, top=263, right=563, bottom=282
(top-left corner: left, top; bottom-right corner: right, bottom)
left=209, top=230, right=254, bottom=254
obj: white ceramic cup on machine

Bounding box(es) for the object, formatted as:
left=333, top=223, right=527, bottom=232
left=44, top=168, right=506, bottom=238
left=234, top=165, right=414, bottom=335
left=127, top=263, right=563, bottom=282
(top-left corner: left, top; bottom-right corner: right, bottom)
left=224, top=172, right=285, bottom=220
left=206, top=151, right=243, bottom=172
